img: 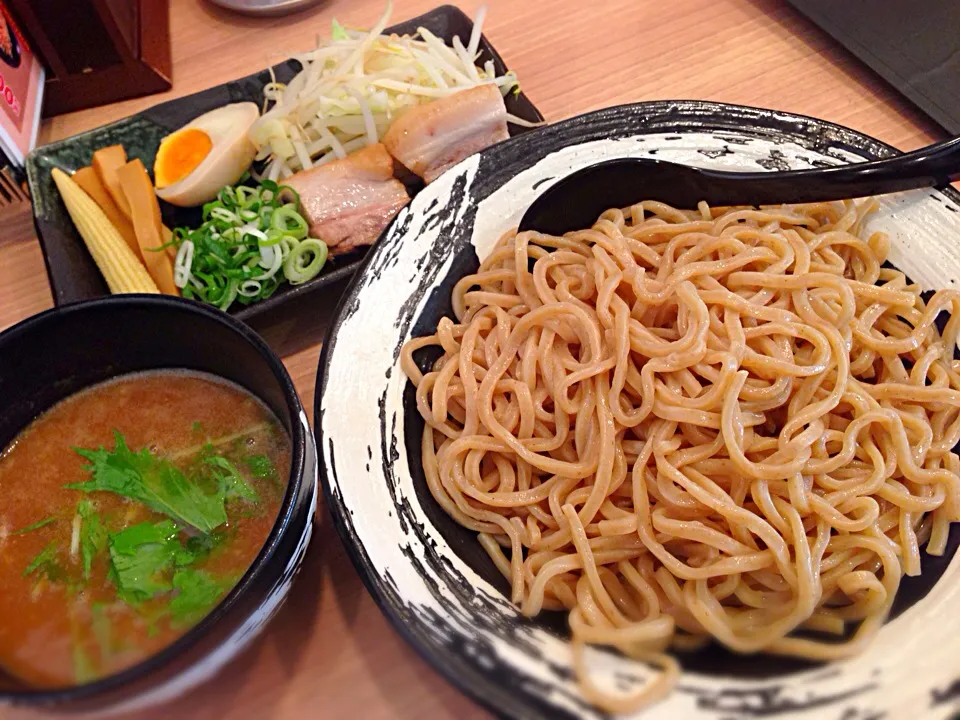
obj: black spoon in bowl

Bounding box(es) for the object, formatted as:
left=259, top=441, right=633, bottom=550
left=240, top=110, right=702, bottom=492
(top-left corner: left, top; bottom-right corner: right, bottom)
left=518, top=134, right=960, bottom=236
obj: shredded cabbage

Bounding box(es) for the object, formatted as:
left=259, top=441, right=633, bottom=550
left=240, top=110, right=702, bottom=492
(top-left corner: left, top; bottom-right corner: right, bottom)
left=331, top=18, right=349, bottom=41
left=249, top=2, right=528, bottom=177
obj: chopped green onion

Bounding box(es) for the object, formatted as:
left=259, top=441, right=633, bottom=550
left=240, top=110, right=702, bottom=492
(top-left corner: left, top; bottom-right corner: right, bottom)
left=235, top=186, right=260, bottom=208
left=219, top=279, right=238, bottom=311
left=284, top=239, right=328, bottom=285
left=242, top=226, right=268, bottom=243
left=210, top=207, right=239, bottom=224
left=271, top=205, right=308, bottom=239
left=173, top=240, right=194, bottom=289
left=169, top=180, right=328, bottom=311
left=238, top=280, right=262, bottom=297
left=260, top=228, right=285, bottom=247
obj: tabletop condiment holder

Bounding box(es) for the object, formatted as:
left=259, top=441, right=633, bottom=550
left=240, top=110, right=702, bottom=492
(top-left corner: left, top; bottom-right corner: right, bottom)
left=5, top=0, right=171, bottom=116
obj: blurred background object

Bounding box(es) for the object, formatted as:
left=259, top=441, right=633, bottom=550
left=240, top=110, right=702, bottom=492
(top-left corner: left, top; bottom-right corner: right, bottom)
left=786, top=0, right=960, bottom=135
left=0, top=1, right=38, bottom=215
left=207, top=0, right=323, bottom=16
left=4, top=0, right=171, bottom=117
left=0, top=157, right=27, bottom=204
left=0, top=1, right=42, bottom=170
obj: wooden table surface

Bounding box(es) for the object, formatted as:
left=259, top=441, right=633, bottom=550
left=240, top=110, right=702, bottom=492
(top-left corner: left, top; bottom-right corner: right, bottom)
left=1, top=0, right=946, bottom=718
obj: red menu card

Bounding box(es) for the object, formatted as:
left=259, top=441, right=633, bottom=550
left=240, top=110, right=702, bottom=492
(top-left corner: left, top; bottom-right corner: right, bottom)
left=0, top=1, right=42, bottom=165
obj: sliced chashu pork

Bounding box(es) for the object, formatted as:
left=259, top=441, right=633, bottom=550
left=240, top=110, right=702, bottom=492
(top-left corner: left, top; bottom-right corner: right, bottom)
left=283, top=143, right=410, bottom=256
left=383, top=84, right=509, bottom=184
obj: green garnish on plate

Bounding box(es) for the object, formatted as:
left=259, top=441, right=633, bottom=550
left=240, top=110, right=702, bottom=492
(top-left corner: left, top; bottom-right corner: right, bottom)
left=170, top=180, right=328, bottom=311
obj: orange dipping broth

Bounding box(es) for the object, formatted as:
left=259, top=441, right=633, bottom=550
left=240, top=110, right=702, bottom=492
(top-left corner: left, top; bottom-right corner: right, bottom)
left=0, top=371, right=290, bottom=688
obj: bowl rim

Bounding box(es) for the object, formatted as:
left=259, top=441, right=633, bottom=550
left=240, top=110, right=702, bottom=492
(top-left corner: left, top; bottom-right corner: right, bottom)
left=0, top=293, right=309, bottom=705
left=314, top=99, right=960, bottom=720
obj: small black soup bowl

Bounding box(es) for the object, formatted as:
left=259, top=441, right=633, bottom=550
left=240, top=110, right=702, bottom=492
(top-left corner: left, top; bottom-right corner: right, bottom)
left=0, top=295, right=317, bottom=714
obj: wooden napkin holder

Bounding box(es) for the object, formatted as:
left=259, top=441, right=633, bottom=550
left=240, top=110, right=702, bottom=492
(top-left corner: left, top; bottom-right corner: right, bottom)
left=5, top=0, right=171, bottom=117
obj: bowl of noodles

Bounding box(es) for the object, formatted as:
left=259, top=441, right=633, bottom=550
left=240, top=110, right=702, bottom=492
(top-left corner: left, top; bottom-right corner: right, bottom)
left=315, top=100, right=960, bottom=720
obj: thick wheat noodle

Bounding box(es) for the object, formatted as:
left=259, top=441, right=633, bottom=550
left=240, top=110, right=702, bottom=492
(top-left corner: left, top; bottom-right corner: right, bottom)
left=400, top=199, right=960, bottom=713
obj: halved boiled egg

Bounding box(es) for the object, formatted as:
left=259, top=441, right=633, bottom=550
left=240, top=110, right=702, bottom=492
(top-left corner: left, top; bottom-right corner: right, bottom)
left=154, top=102, right=259, bottom=207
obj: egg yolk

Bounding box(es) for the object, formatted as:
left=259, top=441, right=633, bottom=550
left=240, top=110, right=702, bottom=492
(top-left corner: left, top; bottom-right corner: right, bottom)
left=154, top=128, right=214, bottom=189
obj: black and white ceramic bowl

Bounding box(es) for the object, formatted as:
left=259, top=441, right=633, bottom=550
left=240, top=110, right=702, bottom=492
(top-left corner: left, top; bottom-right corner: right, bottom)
left=316, top=101, right=960, bottom=720
left=0, top=295, right=317, bottom=715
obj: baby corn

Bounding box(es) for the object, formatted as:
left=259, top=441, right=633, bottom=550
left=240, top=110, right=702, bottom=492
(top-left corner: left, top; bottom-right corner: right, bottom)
left=51, top=168, right=160, bottom=295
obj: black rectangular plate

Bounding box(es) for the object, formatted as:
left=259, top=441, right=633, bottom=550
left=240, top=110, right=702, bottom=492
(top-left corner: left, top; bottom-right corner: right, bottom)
left=25, top=5, right=544, bottom=322
left=786, top=0, right=960, bottom=135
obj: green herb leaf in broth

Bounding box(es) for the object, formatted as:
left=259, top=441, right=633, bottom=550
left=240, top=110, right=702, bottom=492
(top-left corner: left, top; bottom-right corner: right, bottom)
left=68, top=432, right=228, bottom=533
left=191, top=421, right=204, bottom=434
left=12, top=516, right=56, bottom=535
left=72, top=640, right=97, bottom=684
left=244, top=454, right=276, bottom=480
left=91, top=603, right=115, bottom=661
left=169, top=569, right=231, bottom=626
left=135, top=600, right=173, bottom=639
left=205, top=456, right=259, bottom=503
left=109, top=520, right=183, bottom=556
left=23, top=542, right=64, bottom=582
left=108, top=520, right=196, bottom=603
left=77, top=500, right=108, bottom=581
left=184, top=528, right=227, bottom=561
